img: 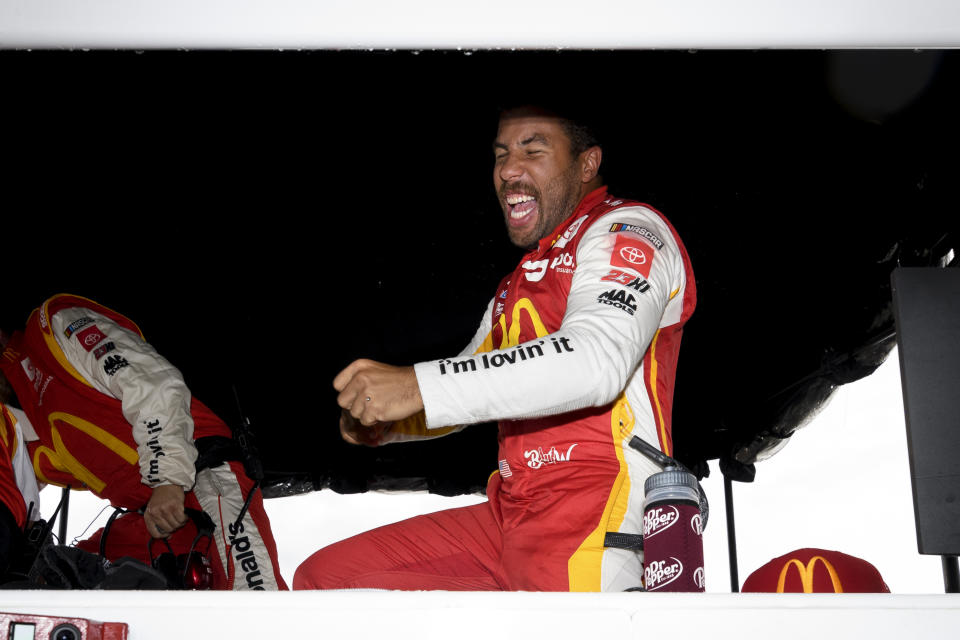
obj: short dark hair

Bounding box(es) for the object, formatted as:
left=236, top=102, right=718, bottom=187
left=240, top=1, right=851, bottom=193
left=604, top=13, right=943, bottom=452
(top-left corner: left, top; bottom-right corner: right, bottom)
left=559, top=118, right=601, bottom=157
left=498, top=103, right=601, bottom=157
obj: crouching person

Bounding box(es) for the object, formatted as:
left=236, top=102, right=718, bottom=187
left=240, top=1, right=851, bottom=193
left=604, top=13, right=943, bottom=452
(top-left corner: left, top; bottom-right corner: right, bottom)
left=0, top=294, right=286, bottom=590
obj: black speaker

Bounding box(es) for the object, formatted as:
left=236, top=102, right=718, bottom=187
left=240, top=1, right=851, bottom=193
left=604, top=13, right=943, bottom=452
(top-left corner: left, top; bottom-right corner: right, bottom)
left=891, top=267, right=960, bottom=556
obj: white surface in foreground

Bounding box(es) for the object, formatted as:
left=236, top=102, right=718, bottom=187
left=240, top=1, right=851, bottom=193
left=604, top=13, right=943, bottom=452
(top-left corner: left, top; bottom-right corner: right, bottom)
left=3, top=590, right=960, bottom=640
left=39, top=347, right=945, bottom=593
left=1, top=1, right=959, bottom=48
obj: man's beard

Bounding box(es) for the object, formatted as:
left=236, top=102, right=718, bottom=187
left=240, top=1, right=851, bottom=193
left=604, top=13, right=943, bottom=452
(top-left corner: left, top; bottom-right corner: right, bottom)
left=538, top=162, right=584, bottom=242
left=502, top=162, right=582, bottom=250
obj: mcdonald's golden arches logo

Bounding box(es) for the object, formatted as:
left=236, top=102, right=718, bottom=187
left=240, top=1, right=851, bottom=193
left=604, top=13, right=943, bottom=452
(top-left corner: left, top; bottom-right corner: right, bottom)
left=776, top=555, right=843, bottom=593
left=742, top=548, right=890, bottom=593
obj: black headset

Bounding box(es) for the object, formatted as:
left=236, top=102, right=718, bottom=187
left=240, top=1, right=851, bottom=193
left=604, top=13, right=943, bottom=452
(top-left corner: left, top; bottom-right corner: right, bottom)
left=101, top=506, right=216, bottom=589
left=147, top=507, right=216, bottom=590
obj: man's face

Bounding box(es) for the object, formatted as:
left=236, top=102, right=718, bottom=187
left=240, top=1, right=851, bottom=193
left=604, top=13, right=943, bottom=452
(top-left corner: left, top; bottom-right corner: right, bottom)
left=493, top=113, right=585, bottom=249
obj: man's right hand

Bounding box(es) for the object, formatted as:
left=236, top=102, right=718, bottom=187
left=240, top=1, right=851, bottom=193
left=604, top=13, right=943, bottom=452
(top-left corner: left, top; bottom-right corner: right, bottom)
left=333, top=359, right=423, bottom=426
left=143, top=483, right=188, bottom=539
left=339, top=410, right=392, bottom=447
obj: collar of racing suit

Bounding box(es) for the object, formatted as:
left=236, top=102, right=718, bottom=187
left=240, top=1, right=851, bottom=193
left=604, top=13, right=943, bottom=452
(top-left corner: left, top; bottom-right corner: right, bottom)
left=536, top=185, right=610, bottom=254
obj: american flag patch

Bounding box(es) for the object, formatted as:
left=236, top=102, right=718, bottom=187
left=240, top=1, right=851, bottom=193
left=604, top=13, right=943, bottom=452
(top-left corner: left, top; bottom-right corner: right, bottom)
left=498, top=459, right=512, bottom=478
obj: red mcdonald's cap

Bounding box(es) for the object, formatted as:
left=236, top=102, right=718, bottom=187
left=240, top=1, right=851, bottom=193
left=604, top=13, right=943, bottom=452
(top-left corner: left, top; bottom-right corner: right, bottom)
left=742, top=548, right=890, bottom=593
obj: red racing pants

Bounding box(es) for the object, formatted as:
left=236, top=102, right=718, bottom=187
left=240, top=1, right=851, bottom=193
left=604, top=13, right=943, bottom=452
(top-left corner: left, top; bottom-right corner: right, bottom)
left=293, top=471, right=644, bottom=591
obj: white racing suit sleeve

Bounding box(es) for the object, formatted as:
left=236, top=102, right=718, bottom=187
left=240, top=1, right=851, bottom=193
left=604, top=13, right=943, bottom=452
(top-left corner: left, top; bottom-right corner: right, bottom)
left=7, top=408, right=41, bottom=519
left=414, top=206, right=686, bottom=428
left=50, top=308, right=198, bottom=491
left=379, top=297, right=496, bottom=444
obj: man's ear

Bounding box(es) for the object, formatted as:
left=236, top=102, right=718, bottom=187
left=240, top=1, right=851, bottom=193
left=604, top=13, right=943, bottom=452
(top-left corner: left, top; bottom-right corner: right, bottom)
left=579, top=146, right=602, bottom=183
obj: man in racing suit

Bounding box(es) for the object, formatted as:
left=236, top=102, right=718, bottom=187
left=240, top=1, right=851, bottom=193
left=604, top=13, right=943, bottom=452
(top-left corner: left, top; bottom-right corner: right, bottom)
left=0, top=295, right=286, bottom=590
left=294, top=105, right=696, bottom=592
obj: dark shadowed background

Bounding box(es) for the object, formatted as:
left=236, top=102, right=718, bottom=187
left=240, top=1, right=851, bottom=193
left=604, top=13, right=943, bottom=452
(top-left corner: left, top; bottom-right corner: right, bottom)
left=2, top=49, right=957, bottom=495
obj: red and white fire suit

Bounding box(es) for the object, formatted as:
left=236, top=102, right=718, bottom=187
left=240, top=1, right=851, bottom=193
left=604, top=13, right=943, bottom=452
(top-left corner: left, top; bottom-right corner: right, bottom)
left=0, top=294, right=286, bottom=590
left=1, top=403, right=40, bottom=529
left=295, top=186, right=696, bottom=591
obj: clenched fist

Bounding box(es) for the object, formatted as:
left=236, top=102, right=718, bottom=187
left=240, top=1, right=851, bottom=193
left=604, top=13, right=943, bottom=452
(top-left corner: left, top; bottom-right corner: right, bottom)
left=334, top=359, right=423, bottom=427
left=144, top=483, right=188, bottom=539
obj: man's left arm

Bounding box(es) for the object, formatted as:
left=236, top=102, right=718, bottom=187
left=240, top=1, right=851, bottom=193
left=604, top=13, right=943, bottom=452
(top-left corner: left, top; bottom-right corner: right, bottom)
left=52, top=308, right=197, bottom=537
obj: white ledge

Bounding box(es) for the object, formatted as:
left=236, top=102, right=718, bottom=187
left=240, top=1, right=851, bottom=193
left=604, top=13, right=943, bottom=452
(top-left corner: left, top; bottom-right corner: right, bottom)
left=3, top=591, right=960, bottom=640
left=1, top=0, right=960, bottom=49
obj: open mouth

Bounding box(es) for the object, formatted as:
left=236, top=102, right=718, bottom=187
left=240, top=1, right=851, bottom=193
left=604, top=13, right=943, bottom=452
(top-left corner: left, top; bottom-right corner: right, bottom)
left=505, top=192, right=538, bottom=223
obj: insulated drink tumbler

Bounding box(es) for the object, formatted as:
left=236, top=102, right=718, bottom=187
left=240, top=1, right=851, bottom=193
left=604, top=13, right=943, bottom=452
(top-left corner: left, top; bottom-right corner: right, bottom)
left=642, top=468, right=705, bottom=592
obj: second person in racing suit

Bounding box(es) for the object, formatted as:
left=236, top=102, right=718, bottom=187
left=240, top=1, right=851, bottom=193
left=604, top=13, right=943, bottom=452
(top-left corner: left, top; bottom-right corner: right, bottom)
left=0, top=295, right=286, bottom=590
left=294, top=105, right=696, bottom=592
